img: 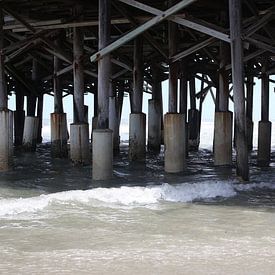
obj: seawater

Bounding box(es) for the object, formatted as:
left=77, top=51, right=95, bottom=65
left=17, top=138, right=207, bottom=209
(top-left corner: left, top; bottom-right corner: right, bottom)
left=0, top=123, right=275, bottom=274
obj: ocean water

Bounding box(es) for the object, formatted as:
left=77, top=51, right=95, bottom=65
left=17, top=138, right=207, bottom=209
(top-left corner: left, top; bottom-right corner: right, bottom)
left=0, top=122, right=275, bottom=274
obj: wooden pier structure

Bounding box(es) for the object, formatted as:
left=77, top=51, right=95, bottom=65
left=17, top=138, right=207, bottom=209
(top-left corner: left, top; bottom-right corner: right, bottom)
left=0, top=0, right=275, bottom=181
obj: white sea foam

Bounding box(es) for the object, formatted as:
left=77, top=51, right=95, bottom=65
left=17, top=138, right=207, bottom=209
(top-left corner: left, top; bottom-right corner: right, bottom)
left=0, top=181, right=234, bottom=217
left=0, top=181, right=274, bottom=217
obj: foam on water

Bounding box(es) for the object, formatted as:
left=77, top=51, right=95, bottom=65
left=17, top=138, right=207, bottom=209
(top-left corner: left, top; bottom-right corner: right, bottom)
left=1, top=180, right=274, bottom=217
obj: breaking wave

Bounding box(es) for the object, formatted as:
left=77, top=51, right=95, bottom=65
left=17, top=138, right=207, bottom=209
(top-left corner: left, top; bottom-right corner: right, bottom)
left=0, top=181, right=274, bottom=217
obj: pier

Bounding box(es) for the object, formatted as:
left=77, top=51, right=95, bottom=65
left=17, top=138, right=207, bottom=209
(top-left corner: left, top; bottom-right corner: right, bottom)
left=0, top=0, right=275, bottom=181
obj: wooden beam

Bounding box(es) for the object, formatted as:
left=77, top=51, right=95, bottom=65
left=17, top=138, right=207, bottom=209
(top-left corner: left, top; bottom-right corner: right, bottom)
left=90, top=0, right=197, bottom=62
left=171, top=37, right=216, bottom=63
left=112, top=1, right=168, bottom=60
left=118, top=0, right=230, bottom=42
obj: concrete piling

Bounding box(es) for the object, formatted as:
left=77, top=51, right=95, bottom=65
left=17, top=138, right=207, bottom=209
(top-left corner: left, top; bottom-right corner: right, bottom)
left=164, top=113, right=186, bottom=173
left=129, top=113, right=146, bottom=161
left=92, top=129, right=113, bottom=180
left=51, top=113, right=68, bottom=158
left=22, top=116, right=39, bottom=152
left=214, top=111, right=232, bottom=166
left=148, top=99, right=161, bottom=152
left=0, top=110, right=12, bottom=171
left=70, top=123, right=90, bottom=165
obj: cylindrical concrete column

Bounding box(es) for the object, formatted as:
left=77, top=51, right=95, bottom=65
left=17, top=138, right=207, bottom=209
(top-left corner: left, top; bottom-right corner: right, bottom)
left=92, top=129, right=113, bottom=180
left=22, top=116, right=39, bottom=152
left=129, top=113, right=146, bottom=161
left=213, top=111, right=233, bottom=166
left=109, top=97, right=120, bottom=152
left=257, top=121, right=271, bottom=167
left=0, top=110, right=10, bottom=171
left=70, top=123, right=90, bottom=165
left=51, top=113, right=68, bottom=158
left=164, top=113, right=186, bottom=173
left=188, top=109, right=200, bottom=150
left=91, top=116, right=98, bottom=141
left=148, top=99, right=161, bottom=152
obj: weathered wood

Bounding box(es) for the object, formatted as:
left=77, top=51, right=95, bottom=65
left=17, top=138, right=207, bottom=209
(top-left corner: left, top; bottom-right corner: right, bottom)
left=180, top=61, right=188, bottom=119
left=261, top=67, right=269, bottom=122
left=118, top=0, right=229, bottom=42
left=97, top=0, right=111, bottom=129
left=246, top=74, right=254, bottom=150
left=14, top=84, right=25, bottom=146
left=229, top=0, right=249, bottom=180
left=0, top=5, right=7, bottom=110
left=37, top=94, right=44, bottom=143
left=246, top=76, right=254, bottom=122
left=189, top=78, right=196, bottom=110
left=53, top=39, right=63, bottom=114
left=73, top=25, right=85, bottom=123
left=168, top=7, right=178, bottom=113
left=90, top=0, right=196, bottom=62
left=218, top=42, right=230, bottom=111
left=27, top=59, right=38, bottom=116
left=132, top=37, right=143, bottom=113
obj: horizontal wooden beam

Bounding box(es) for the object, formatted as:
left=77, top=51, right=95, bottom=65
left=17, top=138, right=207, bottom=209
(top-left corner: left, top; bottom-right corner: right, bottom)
left=171, top=37, right=216, bottom=62
left=118, top=0, right=230, bottom=42
left=90, top=0, right=197, bottom=62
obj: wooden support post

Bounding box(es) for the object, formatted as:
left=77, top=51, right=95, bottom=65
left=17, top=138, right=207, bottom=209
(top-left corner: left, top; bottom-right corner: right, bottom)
left=97, top=0, right=111, bottom=129
left=148, top=64, right=162, bottom=152
left=180, top=61, right=188, bottom=155
left=246, top=75, right=254, bottom=150
left=117, top=89, right=124, bottom=126
left=218, top=42, right=230, bottom=112
left=93, top=0, right=113, bottom=180
left=73, top=25, right=85, bottom=123
left=53, top=39, right=64, bottom=114
left=261, top=70, right=269, bottom=123
left=180, top=61, right=188, bottom=120
left=189, top=78, right=196, bottom=110
left=214, top=41, right=233, bottom=166
left=0, top=5, right=6, bottom=110
left=132, top=37, right=143, bottom=113
left=14, top=85, right=25, bottom=146
left=129, top=36, right=146, bottom=160
left=168, top=11, right=178, bottom=113
left=37, top=94, right=43, bottom=144
left=258, top=63, right=271, bottom=167
left=188, top=77, right=200, bottom=150
left=229, top=0, right=249, bottom=180
left=0, top=7, right=13, bottom=171
left=27, top=59, right=38, bottom=116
